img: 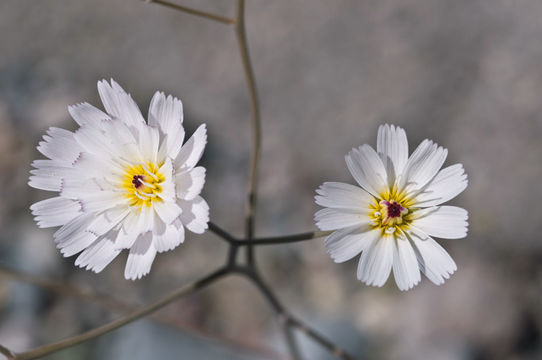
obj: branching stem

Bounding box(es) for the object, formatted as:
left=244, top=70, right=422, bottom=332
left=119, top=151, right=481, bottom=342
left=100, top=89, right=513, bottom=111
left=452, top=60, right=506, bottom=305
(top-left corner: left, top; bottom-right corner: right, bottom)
left=2, top=2, right=360, bottom=360
left=209, top=221, right=330, bottom=246
left=235, top=0, right=262, bottom=267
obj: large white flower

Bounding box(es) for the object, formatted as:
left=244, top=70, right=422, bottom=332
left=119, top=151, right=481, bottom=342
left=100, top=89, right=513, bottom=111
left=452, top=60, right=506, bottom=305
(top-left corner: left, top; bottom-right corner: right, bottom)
left=29, top=79, right=209, bottom=280
left=315, top=124, right=468, bottom=290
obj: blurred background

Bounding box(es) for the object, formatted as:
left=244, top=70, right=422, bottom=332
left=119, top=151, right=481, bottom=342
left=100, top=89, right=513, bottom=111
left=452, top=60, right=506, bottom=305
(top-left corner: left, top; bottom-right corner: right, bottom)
left=1, top=0, right=541, bottom=359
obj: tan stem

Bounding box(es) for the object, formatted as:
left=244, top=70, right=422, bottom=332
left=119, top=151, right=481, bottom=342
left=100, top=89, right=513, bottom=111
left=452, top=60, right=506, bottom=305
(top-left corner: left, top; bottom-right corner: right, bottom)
left=12, top=268, right=229, bottom=360
left=143, top=0, right=235, bottom=24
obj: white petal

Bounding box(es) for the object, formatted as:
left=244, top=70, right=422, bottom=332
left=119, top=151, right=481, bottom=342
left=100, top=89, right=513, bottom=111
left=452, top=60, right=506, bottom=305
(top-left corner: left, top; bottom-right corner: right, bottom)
left=70, top=152, right=120, bottom=182
left=99, top=118, right=143, bottom=161
left=28, top=174, right=62, bottom=192
left=324, top=225, right=376, bottom=263
left=415, top=164, right=468, bottom=207
left=60, top=174, right=106, bottom=200
left=68, top=102, right=110, bottom=127
left=78, top=191, right=125, bottom=213
left=153, top=201, right=182, bottom=225
left=414, top=206, right=468, bottom=239
left=148, top=92, right=185, bottom=160
left=53, top=213, right=98, bottom=257
left=137, top=124, right=160, bottom=164
left=124, top=233, right=157, bottom=280
left=73, top=125, right=117, bottom=159
left=345, top=144, right=388, bottom=197
left=75, top=230, right=121, bottom=273
left=179, top=196, right=209, bottom=234
left=314, top=208, right=367, bottom=231
left=97, top=79, right=145, bottom=128
left=398, top=139, right=447, bottom=192
left=357, top=235, right=394, bottom=287
left=86, top=207, right=130, bottom=237
left=157, top=158, right=176, bottom=201
left=315, top=182, right=373, bottom=211
left=54, top=213, right=94, bottom=242
left=377, top=124, right=408, bottom=185
left=30, top=197, right=82, bottom=228
left=153, top=216, right=185, bottom=253
left=175, top=167, right=206, bottom=200
left=409, top=232, right=457, bottom=285
left=115, top=208, right=153, bottom=249
left=59, top=231, right=97, bottom=257
left=392, top=235, right=421, bottom=291
left=37, top=127, right=81, bottom=164
left=174, top=124, right=207, bottom=171
left=29, top=160, right=78, bottom=192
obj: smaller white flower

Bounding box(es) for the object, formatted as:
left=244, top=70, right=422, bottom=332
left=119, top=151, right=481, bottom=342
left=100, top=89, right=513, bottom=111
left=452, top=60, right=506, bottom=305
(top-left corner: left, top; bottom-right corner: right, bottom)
left=29, top=79, right=209, bottom=280
left=315, top=124, right=468, bottom=290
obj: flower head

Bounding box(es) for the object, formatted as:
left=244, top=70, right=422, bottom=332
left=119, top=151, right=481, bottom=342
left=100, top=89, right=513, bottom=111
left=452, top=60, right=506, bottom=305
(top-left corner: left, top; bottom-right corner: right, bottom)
left=315, top=124, right=468, bottom=290
left=29, top=79, right=209, bottom=280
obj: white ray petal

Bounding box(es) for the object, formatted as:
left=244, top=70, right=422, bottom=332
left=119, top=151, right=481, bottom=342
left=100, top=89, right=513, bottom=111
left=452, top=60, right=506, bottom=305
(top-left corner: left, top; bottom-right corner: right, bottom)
left=124, top=233, right=157, bottom=280
left=357, top=233, right=394, bottom=287
left=398, top=139, right=447, bottom=192
left=377, top=124, right=408, bottom=184
left=78, top=191, right=125, bottom=214
left=153, top=200, right=182, bottom=225
left=315, top=182, right=373, bottom=211
left=409, top=231, right=457, bottom=285
left=97, top=79, right=145, bottom=128
left=179, top=196, right=209, bottom=234
left=324, top=225, right=376, bottom=263
left=68, top=102, right=110, bottom=127
left=175, top=124, right=207, bottom=171
left=37, top=127, right=82, bottom=164
left=75, top=230, right=121, bottom=273
left=152, top=216, right=185, bottom=253
left=137, top=124, right=160, bottom=164
left=175, top=167, right=206, bottom=200
left=414, top=164, right=468, bottom=207
left=414, top=206, right=468, bottom=239
left=345, top=144, right=388, bottom=197
left=314, top=208, right=366, bottom=231
left=86, top=207, right=130, bottom=237
left=30, top=197, right=82, bottom=228
left=148, top=91, right=185, bottom=160
left=392, top=235, right=421, bottom=291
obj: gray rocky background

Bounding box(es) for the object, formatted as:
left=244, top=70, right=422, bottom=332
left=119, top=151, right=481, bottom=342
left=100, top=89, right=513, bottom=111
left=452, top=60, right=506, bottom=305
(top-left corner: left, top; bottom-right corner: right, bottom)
left=0, top=0, right=541, bottom=359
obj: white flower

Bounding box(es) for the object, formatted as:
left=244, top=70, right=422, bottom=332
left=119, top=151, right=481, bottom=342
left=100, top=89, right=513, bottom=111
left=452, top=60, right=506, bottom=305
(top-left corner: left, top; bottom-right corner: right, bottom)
left=315, top=124, right=468, bottom=291
left=29, top=79, right=209, bottom=280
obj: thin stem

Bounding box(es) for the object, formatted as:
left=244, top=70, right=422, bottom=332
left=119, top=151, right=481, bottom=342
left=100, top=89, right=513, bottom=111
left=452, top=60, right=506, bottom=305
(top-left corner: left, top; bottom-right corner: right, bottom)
left=13, top=268, right=229, bottom=360
left=234, top=268, right=302, bottom=360
left=235, top=0, right=262, bottom=266
left=235, top=268, right=359, bottom=360
left=143, top=0, right=236, bottom=25
left=0, top=266, right=282, bottom=359
left=282, top=325, right=303, bottom=360
left=248, top=230, right=332, bottom=245
left=208, top=221, right=238, bottom=244
left=0, top=266, right=128, bottom=312
left=0, top=344, right=15, bottom=360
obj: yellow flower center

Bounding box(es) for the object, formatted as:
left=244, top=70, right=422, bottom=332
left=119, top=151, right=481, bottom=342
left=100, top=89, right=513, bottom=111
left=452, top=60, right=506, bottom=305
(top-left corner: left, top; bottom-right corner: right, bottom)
left=369, top=188, right=414, bottom=236
left=122, top=162, right=165, bottom=208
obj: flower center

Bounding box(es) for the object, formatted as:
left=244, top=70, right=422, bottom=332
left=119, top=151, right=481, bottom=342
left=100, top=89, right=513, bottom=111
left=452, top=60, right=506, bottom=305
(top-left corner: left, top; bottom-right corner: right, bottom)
left=122, top=162, right=165, bottom=208
left=370, top=198, right=410, bottom=235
